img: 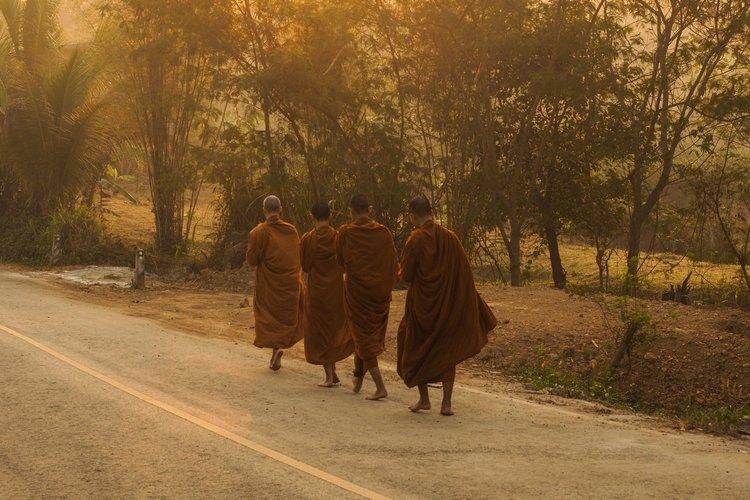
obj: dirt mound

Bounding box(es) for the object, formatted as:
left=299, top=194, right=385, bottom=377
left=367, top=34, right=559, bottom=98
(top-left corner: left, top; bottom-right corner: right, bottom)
left=472, top=286, right=749, bottom=430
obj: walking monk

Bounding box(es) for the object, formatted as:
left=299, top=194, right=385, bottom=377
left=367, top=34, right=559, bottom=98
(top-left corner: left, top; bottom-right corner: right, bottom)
left=246, top=195, right=305, bottom=371
left=397, top=196, right=497, bottom=416
left=300, top=201, right=354, bottom=387
left=336, top=194, right=398, bottom=400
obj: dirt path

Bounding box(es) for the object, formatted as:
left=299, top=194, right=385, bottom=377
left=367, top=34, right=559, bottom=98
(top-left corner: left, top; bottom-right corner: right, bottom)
left=1, top=270, right=748, bottom=498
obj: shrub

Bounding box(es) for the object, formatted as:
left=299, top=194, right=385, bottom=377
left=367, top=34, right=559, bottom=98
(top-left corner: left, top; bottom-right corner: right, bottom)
left=0, top=207, right=130, bottom=266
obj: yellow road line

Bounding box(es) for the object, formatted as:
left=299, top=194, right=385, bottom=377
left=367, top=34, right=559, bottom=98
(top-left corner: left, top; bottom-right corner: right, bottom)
left=0, top=323, right=389, bottom=500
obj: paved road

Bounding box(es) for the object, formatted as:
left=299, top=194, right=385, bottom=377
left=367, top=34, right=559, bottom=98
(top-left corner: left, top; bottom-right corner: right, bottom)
left=0, top=271, right=748, bottom=498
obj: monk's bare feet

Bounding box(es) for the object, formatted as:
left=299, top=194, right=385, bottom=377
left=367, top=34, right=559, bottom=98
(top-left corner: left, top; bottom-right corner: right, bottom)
left=366, top=388, right=388, bottom=401
left=318, top=380, right=337, bottom=388
left=352, top=376, right=364, bottom=393
left=409, top=400, right=431, bottom=412
left=270, top=350, right=283, bottom=371
left=440, top=404, right=454, bottom=416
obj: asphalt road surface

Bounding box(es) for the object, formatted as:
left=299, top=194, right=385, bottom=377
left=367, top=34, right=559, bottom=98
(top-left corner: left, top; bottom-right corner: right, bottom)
left=1, top=271, right=748, bottom=498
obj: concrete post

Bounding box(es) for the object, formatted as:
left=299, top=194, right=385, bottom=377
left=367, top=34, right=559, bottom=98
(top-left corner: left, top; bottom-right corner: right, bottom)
left=133, top=249, right=146, bottom=289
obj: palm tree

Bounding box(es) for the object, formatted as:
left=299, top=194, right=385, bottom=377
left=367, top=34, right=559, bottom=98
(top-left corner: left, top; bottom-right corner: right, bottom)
left=0, top=0, right=114, bottom=214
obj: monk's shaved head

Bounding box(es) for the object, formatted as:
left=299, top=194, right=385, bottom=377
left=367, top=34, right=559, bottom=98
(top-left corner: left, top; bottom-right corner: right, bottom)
left=310, top=201, right=331, bottom=221
left=263, top=195, right=282, bottom=213
left=350, top=194, right=370, bottom=215
left=409, top=196, right=432, bottom=217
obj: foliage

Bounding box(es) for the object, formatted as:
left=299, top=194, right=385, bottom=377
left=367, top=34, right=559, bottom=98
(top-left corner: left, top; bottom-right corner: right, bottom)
left=2, top=0, right=750, bottom=295
left=0, top=0, right=116, bottom=215
left=520, top=346, right=749, bottom=435
left=0, top=205, right=128, bottom=265
left=520, top=347, right=626, bottom=405
left=102, top=0, right=230, bottom=255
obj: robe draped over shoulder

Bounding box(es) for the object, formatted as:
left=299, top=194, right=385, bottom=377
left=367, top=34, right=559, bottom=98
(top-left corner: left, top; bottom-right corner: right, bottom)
left=300, top=225, right=354, bottom=365
left=246, top=217, right=305, bottom=349
left=397, top=220, right=497, bottom=387
left=335, top=217, right=398, bottom=360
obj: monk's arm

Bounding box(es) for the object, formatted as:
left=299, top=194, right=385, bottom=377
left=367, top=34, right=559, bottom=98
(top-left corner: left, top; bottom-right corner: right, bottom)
left=300, top=235, right=311, bottom=284
left=246, top=227, right=267, bottom=292
left=246, top=229, right=259, bottom=268
left=398, top=233, right=420, bottom=286
left=300, top=235, right=312, bottom=273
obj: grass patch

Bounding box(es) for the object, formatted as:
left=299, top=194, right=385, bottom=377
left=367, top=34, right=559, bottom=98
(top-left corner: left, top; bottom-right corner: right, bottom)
left=678, top=405, right=750, bottom=435
left=0, top=207, right=131, bottom=266
left=518, top=348, right=630, bottom=406
left=517, top=348, right=749, bottom=436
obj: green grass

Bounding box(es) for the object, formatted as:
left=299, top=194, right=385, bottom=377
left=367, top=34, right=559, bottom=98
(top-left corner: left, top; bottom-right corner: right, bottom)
left=518, top=348, right=630, bottom=406
left=517, top=347, right=749, bottom=436
left=679, top=405, right=750, bottom=435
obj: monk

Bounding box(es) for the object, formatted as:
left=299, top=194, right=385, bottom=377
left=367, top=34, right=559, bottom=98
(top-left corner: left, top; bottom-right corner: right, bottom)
left=336, top=194, right=398, bottom=400
left=300, top=201, right=354, bottom=387
left=397, top=196, right=497, bottom=416
left=246, top=195, right=305, bottom=371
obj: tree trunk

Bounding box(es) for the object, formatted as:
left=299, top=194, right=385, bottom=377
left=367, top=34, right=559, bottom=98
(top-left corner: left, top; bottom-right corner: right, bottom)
left=508, top=218, right=523, bottom=287
left=544, top=221, right=566, bottom=289
left=151, top=170, right=182, bottom=255
left=611, top=321, right=641, bottom=372
left=626, top=213, right=643, bottom=295
left=739, top=256, right=750, bottom=296
left=262, top=93, right=281, bottom=194
left=595, top=244, right=610, bottom=292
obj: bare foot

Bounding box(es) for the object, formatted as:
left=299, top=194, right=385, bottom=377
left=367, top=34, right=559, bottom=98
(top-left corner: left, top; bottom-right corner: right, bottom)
left=270, top=350, right=283, bottom=371
left=352, top=376, right=364, bottom=393
left=318, top=380, right=340, bottom=388
left=440, top=404, right=454, bottom=416
left=366, top=388, right=388, bottom=401
left=409, top=400, right=431, bottom=412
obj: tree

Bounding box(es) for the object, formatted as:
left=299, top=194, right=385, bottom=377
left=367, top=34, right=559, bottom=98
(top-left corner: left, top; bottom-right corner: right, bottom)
left=694, top=127, right=750, bottom=294
left=0, top=0, right=115, bottom=215
left=621, top=0, right=750, bottom=292
left=518, top=0, right=627, bottom=289
left=106, top=0, right=226, bottom=254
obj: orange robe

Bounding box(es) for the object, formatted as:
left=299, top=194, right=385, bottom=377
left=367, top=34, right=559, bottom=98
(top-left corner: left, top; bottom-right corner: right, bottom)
left=397, top=220, right=497, bottom=387
left=300, top=225, right=354, bottom=365
left=246, top=216, right=305, bottom=349
left=335, top=217, right=398, bottom=361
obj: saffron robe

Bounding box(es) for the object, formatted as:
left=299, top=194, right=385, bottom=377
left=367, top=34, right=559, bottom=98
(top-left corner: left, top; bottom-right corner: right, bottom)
left=300, top=225, right=354, bottom=365
left=397, top=220, right=497, bottom=387
left=335, top=216, right=398, bottom=361
left=246, top=217, right=305, bottom=349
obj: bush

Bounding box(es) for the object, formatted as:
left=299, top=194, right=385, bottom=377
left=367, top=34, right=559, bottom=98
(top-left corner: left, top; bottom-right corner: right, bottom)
left=0, top=206, right=130, bottom=266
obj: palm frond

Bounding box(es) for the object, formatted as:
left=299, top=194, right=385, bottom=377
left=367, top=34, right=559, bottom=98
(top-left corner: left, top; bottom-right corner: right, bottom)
left=47, top=46, right=101, bottom=120
left=21, top=0, right=60, bottom=70
left=0, top=0, right=22, bottom=54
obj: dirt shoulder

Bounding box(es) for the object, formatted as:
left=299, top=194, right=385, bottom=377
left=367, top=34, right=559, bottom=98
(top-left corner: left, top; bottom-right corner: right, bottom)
left=22, top=265, right=750, bottom=436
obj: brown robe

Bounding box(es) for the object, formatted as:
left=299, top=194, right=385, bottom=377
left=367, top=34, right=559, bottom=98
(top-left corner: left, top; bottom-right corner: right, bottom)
left=397, top=220, right=497, bottom=387
left=246, top=216, right=305, bottom=350
left=300, top=225, right=354, bottom=365
left=335, top=216, right=398, bottom=361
